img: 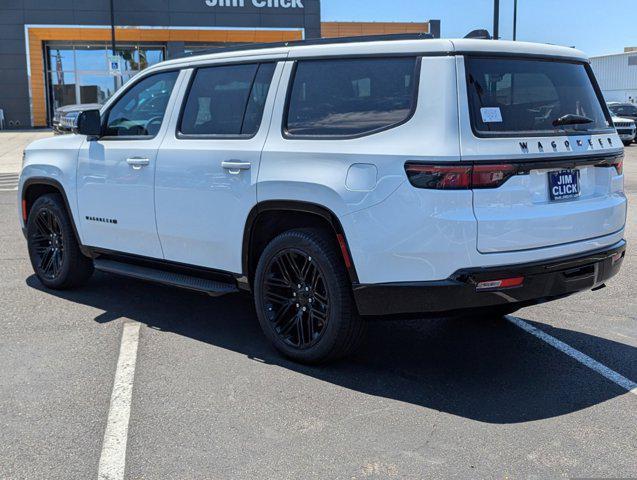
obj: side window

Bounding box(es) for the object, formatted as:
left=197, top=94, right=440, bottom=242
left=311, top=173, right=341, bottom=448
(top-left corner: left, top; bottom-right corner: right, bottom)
left=285, top=57, right=418, bottom=137
left=104, top=71, right=179, bottom=138
left=242, top=63, right=277, bottom=135
left=179, top=62, right=276, bottom=137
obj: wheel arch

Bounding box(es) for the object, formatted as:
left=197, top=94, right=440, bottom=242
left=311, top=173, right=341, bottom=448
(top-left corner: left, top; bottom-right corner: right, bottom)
left=22, top=177, right=87, bottom=255
left=242, top=200, right=359, bottom=289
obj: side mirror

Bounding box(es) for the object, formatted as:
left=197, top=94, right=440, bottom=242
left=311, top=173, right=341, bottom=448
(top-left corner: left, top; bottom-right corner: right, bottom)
left=76, top=109, right=102, bottom=137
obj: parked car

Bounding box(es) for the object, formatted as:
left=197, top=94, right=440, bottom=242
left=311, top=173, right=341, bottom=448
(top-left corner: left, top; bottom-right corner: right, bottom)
left=607, top=103, right=637, bottom=138
left=612, top=116, right=636, bottom=146
left=52, top=104, right=101, bottom=134
left=19, top=37, right=626, bottom=364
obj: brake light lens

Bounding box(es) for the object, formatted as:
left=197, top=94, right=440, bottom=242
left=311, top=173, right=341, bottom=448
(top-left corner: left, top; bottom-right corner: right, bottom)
left=595, top=155, right=624, bottom=175
left=405, top=162, right=517, bottom=190
left=472, top=164, right=517, bottom=188
left=404, top=163, right=471, bottom=190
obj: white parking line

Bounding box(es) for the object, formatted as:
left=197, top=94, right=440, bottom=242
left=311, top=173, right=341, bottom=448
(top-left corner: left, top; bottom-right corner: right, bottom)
left=97, top=322, right=141, bottom=480
left=507, top=316, right=637, bottom=396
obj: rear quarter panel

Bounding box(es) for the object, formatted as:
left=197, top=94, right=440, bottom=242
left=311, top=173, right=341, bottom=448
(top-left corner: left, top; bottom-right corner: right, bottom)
left=259, top=57, right=463, bottom=283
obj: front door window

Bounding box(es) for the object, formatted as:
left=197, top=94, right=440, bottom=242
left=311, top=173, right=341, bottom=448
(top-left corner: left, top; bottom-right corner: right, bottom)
left=104, top=71, right=179, bottom=138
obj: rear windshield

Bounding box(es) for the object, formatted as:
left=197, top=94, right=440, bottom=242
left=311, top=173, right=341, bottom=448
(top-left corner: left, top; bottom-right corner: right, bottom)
left=466, top=57, right=612, bottom=136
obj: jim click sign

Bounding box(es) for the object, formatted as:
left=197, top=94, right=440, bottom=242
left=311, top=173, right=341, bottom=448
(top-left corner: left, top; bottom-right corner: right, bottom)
left=205, top=0, right=304, bottom=7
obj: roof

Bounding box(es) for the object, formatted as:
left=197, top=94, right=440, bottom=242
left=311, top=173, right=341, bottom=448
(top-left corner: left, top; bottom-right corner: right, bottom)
left=149, top=37, right=589, bottom=73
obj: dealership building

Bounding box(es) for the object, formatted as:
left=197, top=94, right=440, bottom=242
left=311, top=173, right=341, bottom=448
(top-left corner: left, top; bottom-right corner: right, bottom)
left=0, top=1, right=440, bottom=129
left=590, top=48, right=637, bottom=104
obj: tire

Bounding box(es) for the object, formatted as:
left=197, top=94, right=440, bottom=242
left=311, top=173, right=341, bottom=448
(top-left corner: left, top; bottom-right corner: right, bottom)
left=253, top=228, right=364, bottom=364
left=26, top=193, right=94, bottom=289
left=623, top=140, right=632, bottom=147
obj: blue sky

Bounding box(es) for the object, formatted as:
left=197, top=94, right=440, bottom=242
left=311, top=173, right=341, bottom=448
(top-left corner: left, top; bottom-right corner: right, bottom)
left=321, top=0, right=635, bottom=57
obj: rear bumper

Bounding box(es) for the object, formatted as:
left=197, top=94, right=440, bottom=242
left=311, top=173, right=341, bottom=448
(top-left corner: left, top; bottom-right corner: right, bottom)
left=353, top=240, right=626, bottom=316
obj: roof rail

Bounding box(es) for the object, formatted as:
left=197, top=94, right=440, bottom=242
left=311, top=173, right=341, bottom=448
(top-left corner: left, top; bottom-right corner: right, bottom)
left=177, top=32, right=435, bottom=59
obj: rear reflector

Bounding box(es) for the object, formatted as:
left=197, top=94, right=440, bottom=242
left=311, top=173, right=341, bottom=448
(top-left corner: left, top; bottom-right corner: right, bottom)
left=21, top=199, right=27, bottom=222
left=405, top=162, right=517, bottom=190
left=336, top=233, right=352, bottom=269
left=611, top=252, right=623, bottom=265
left=476, top=276, right=524, bottom=291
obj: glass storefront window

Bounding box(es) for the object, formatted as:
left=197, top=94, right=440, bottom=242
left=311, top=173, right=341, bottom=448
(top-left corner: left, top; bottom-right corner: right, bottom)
left=78, top=74, right=117, bottom=104
left=116, top=47, right=165, bottom=71
left=75, top=45, right=108, bottom=71
left=48, top=48, right=75, bottom=72
left=45, top=43, right=166, bottom=121
left=139, top=49, right=164, bottom=69
left=50, top=71, right=77, bottom=109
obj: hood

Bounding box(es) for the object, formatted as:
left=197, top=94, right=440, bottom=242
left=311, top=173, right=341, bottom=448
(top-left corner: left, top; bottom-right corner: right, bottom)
left=55, top=103, right=102, bottom=114
left=612, top=116, right=636, bottom=125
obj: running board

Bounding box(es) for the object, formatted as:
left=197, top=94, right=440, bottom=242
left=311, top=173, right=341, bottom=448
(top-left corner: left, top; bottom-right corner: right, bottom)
left=94, top=258, right=239, bottom=297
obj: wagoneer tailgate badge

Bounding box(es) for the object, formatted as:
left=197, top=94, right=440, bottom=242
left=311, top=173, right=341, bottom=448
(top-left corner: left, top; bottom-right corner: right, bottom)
left=520, top=137, right=614, bottom=154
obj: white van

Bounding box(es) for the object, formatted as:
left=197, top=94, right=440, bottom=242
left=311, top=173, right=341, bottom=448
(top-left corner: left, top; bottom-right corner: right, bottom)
left=19, top=36, right=627, bottom=363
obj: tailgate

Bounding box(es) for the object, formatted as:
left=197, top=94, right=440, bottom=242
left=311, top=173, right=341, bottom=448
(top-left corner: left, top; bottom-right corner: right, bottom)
left=473, top=156, right=626, bottom=253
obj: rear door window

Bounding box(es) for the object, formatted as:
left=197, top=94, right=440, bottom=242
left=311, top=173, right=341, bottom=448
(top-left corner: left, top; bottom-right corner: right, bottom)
left=285, top=57, right=419, bottom=137
left=466, top=57, right=612, bottom=136
left=179, top=62, right=276, bottom=137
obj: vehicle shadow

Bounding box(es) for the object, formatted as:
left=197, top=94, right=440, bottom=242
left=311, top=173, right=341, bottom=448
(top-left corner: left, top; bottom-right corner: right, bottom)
left=27, top=271, right=636, bottom=424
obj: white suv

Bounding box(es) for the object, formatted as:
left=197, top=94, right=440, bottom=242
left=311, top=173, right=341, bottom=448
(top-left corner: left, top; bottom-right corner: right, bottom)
left=19, top=37, right=627, bottom=364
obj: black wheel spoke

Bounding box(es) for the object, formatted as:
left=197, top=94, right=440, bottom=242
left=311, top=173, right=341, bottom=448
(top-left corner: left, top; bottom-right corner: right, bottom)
left=297, top=311, right=307, bottom=345
left=265, top=290, right=291, bottom=305
left=31, top=207, right=65, bottom=280
left=264, top=275, right=291, bottom=289
left=40, top=248, right=55, bottom=274
left=275, top=256, right=295, bottom=285
left=261, top=247, right=330, bottom=350
left=284, top=252, right=304, bottom=282
left=272, top=301, right=294, bottom=328
left=278, top=310, right=299, bottom=337
left=35, top=214, right=50, bottom=236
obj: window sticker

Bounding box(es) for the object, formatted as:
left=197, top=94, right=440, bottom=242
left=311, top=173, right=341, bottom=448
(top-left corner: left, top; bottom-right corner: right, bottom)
left=480, top=107, right=503, bottom=123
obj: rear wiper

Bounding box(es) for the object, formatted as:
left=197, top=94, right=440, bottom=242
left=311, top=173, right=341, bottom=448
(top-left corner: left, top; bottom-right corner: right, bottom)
left=552, top=114, right=594, bottom=127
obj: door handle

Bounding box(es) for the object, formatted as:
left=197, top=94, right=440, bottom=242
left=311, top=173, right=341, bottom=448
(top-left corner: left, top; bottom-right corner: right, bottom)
left=221, top=160, right=251, bottom=175
left=126, top=157, right=150, bottom=170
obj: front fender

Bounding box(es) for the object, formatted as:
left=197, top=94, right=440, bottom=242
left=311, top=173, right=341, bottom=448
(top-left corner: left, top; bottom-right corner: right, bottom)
left=19, top=134, right=84, bottom=236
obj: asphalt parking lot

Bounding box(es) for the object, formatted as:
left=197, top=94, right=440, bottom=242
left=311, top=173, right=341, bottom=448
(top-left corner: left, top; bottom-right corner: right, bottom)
left=0, top=132, right=635, bottom=479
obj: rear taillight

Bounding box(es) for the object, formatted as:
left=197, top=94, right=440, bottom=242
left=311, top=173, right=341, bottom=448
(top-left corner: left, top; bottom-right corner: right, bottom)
left=595, top=155, right=623, bottom=175
left=405, top=162, right=517, bottom=190
left=404, top=164, right=471, bottom=190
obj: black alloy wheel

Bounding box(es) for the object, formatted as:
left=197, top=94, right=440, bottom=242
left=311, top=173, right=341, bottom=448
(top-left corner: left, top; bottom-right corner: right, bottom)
left=262, top=249, right=330, bottom=349
left=27, top=193, right=94, bottom=289
left=254, top=228, right=364, bottom=364
left=30, top=207, right=65, bottom=280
